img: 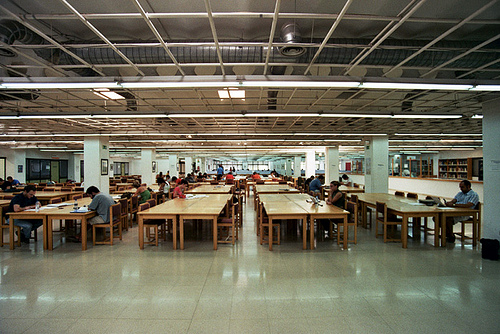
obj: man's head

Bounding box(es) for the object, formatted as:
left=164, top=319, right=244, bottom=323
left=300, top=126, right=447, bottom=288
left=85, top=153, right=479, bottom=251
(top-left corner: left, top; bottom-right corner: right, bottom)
left=86, top=186, right=100, bottom=198
left=7, top=176, right=13, bottom=182
left=459, top=180, right=472, bottom=193
left=180, top=179, right=189, bottom=189
left=342, top=174, right=349, bottom=180
left=23, top=185, right=37, bottom=198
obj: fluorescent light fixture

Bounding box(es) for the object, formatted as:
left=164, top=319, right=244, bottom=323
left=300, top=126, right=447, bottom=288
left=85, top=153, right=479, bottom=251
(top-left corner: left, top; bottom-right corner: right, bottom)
left=0, top=82, right=120, bottom=89
left=242, top=81, right=360, bottom=88
left=359, top=82, right=473, bottom=91
left=471, top=114, right=483, bottom=119
left=217, top=88, right=245, bottom=99
left=391, top=114, right=462, bottom=119
left=91, top=114, right=168, bottom=118
left=395, top=133, right=482, bottom=136
left=470, top=85, right=500, bottom=91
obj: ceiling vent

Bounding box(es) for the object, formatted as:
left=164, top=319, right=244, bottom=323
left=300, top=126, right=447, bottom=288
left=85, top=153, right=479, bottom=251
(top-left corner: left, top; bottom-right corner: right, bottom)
left=278, top=23, right=306, bottom=57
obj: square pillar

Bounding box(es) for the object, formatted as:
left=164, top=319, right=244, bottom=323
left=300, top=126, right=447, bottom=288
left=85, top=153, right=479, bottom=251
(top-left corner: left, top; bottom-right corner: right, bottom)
left=364, top=136, right=388, bottom=193
left=305, top=150, right=316, bottom=177
left=140, top=148, right=156, bottom=185
left=294, top=156, right=302, bottom=177
left=84, top=136, right=109, bottom=194
left=325, top=146, right=339, bottom=184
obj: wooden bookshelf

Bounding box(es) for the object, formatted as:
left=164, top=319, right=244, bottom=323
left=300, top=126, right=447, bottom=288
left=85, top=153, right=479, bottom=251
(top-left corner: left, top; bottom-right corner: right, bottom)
left=439, top=158, right=472, bottom=180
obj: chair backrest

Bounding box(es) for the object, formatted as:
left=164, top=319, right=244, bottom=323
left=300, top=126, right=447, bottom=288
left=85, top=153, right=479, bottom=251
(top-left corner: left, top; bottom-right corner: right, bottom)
left=119, top=199, right=128, bottom=215
left=395, top=191, right=405, bottom=197
left=61, top=187, right=73, bottom=192
left=353, top=183, right=360, bottom=188
left=346, top=201, right=357, bottom=224
left=151, top=192, right=157, bottom=200
left=131, top=195, right=139, bottom=209
left=376, top=201, right=387, bottom=222
left=210, top=180, right=219, bottom=185
left=43, top=188, right=55, bottom=192
left=110, top=203, right=121, bottom=224
left=49, top=197, right=63, bottom=204
left=407, top=192, right=418, bottom=199
left=256, top=180, right=265, bottom=184
left=147, top=199, right=156, bottom=207
left=138, top=202, right=150, bottom=212
left=226, top=179, right=234, bottom=185
left=117, top=187, right=125, bottom=191
left=55, top=183, right=64, bottom=187
left=278, top=180, right=287, bottom=184
left=350, top=194, right=358, bottom=203
left=2, top=195, right=14, bottom=200
left=73, top=194, right=83, bottom=200
left=74, top=187, right=84, bottom=192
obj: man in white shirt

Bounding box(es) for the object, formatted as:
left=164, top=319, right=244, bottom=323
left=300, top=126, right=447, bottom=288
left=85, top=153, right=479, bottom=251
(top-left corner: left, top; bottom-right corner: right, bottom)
left=445, top=180, right=479, bottom=243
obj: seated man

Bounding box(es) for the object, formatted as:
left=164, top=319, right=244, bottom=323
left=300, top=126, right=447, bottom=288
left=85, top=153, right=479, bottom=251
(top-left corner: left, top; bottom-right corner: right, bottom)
left=87, top=186, right=116, bottom=226
left=7, top=176, right=21, bottom=186
left=0, top=177, right=12, bottom=191
left=309, top=175, right=325, bottom=196
left=225, top=172, right=235, bottom=180
left=445, top=180, right=480, bottom=243
left=6, top=185, right=42, bottom=244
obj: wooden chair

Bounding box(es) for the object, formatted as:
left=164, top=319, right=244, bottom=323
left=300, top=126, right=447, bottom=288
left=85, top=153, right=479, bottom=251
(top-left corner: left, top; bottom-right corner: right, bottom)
left=338, top=201, right=358, bottom=244
left=278, top=180, right=287, bottom=184
left=139, top=202, right=167, bottom=246
left=454, top=202, right=481, bottom=247
left=43, top=188, right=55, bottom=192
left=395, top=191, right=405, bottom=197
left=225, top=179, right=234, bottom=185
left=1, top=209, right=21, bottom=247
left=259, top=201, right=280, bottom=245
left=49, top=197, right=65, bottom=232
left=217, top=203, right=237, bottom=245
left=92, top=203, right=122, bottom=246
left=119, top=198, right=129, bottom=231
left=210, top=180, right=219, bottom=185
left=353, top=183, right=360, bottom=188
left=129, top=195, right=139, bottom=227
left=74, top=187, right=84, bottom=192
left=61, top=187, right=73, bottom=192
left=375, top=201, right=403, bottom=243
left=147, top=199, right=156, bottom=208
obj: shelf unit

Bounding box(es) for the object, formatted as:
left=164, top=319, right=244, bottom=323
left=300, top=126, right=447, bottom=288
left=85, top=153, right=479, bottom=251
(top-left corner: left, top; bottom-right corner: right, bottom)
left=439, top=158, right=472, bottom=180
left=408, top=157, right=434, bottom=178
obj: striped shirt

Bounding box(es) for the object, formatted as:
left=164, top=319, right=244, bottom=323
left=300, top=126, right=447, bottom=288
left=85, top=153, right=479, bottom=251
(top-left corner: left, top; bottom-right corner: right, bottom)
left=454, top=189, right=479, bottom=208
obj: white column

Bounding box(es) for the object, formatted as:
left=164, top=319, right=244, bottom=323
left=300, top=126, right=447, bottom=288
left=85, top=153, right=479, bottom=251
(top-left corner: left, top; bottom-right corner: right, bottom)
left=285, top=159, right=292, bottom=176
left=168, top=154, right=178, bottom=178
left=184, top=156, right=193, bottom=175
left=364, top=136, right=388, bottom=193
left=84, top=136, right=109, bottom=194
left=325, top=146, right=339, bottom=184
left=73, top=154, right=82, bottom=182
left=199, top=157, right=206, bottom=173
left=140, top=148, right=155, bottom=185
left=294, top=156, right=302, bottom=177
left=482, top=101, right=500, bottom=240
left=305, top=150, right=316, bottom=177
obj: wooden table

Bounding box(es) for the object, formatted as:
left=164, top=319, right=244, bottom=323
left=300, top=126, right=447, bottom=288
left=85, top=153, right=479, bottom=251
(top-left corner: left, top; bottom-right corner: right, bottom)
left=258, top=193, right=349, bottom=250
left=356, top=193, right=477, bottom=248
left=137, top=194, right=232, bottom=250
left=7, top=209, right=48, bottom=250
left=35, top=191, right=84, bottom=204
left=186, top=185, right=233, bottom=194
left=254, top=184, right=299, bottom=194
left=45, top=197, right=96, bottom=251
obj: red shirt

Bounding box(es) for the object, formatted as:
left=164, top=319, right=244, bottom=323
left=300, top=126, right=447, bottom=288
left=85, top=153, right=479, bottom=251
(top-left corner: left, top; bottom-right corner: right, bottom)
left=173, top=186, right=186, bottom=199
left=226, top=174, right=234, bottom=180
left=251, top=174, right=261, bottom=180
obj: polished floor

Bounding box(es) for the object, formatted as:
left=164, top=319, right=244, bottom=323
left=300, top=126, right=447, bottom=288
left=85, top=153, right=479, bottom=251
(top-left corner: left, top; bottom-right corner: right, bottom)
left=1, top=197, right=499, bottom=334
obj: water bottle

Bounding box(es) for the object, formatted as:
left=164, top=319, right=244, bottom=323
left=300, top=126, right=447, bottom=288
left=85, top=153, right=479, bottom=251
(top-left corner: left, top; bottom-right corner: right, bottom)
left=35, top=201, right=41, bottom=212
left=73, top=199, right=79, bottom=210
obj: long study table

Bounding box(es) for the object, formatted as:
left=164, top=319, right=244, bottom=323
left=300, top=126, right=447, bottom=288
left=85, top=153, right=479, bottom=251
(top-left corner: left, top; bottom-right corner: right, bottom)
left=258, top=193, right=349, bottom=250
left=186, top=184, right=233, bottom=194
left=137, top=194, right=232, bottom=250
left=356, top=193, right=478, bottom=248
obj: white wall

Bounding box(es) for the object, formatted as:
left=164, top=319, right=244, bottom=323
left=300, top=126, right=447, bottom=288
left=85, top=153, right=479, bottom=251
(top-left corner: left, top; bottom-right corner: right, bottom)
left=438, top=148, right=482, bottom=159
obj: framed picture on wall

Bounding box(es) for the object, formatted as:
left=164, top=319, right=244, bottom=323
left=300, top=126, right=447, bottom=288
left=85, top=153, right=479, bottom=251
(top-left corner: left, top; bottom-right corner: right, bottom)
left=152, top=161, right=157, bottom=173
left=101, top=159, right=108, bottom=175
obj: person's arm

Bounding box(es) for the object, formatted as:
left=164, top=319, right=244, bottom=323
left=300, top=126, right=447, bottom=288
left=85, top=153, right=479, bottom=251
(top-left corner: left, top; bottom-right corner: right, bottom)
left=13, top=203, right=35, bottom=212
left=327, top=191, right=342, bottom=205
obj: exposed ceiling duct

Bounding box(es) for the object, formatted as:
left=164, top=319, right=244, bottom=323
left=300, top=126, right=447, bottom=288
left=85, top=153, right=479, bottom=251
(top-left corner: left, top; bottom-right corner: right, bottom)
left=1, top=19, right=499, bottom=78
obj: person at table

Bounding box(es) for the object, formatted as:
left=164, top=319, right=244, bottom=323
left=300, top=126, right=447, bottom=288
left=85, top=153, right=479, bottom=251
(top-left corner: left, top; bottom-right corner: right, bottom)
left=173, top=179, right=189, bottom=199
left=7, top=176, right=21, bottom=186
left=251, top=172, right=261, bottom=180
left=156, top=172, right=165, bottom=185
left=304, top=175, right=314, bottom=192
left=326, top=181, right=345, bottom=208
left=133, top=181, right=151, bottom=204
left=0, top=177, right=12, bottom=191
left=186, top=173, right=196, bottom=183
left=217, top=164, right=224, bottom=178
left=340, top=174, right=352, bottom=187
left=445, top=180, right=480, bottom=243
left=309, top=175, right=325, bottom=196
left=5, top=185, right=42, bottom=244
left=158, top=178, right=170, bottom=199
left=225, top=172, right=235, bottom=180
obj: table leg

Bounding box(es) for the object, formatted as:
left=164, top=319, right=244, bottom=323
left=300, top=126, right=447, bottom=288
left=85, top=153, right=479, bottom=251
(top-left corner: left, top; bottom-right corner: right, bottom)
left=302, top=216, right=307, bottom=250
left=402, top=216, right=408, bottom=248
left=433, top=214, right=439, bottom=247
left=9, top=221, right=15, bottom=250
left=213, top=216, right=218, bottom=250
left=343, top=215, right=348, bottom=249
left=47, top=217, right=53, bottom=250
left=42, top=217, right=48, bottom=250
left=440, top=213, right=446, bottom=247
left=172, top=215, right=177, bottom=250
left=309, top=216, right=314, bottom=250
left=269, top=217, right=273, bottom=251
left=81, top=219, right=88, bottom=251
left=180, top=216, right=184, bottom=250
left=361, top=202, right=367, bottom=228
left=138, top=215, right=144, bottom=249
